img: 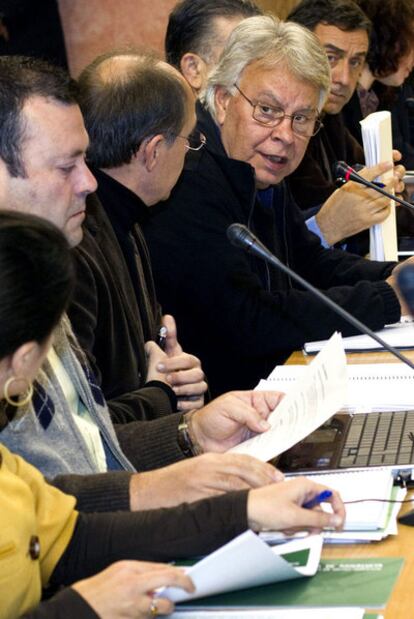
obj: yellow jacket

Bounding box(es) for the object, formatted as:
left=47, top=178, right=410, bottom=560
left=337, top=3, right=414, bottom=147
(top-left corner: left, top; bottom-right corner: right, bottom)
left=0, top=444, right=78, bottom=618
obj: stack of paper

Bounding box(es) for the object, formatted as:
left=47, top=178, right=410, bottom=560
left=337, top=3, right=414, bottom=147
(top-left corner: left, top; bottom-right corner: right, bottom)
left=303, top=320, right=414, bottom=355
left=360, top=110, right=397, bottom=261
left=261, top=362, right=414, bottom=412
left=168, top=551, right=402, bottom=611
left=162, top=529, right=402, bottom=612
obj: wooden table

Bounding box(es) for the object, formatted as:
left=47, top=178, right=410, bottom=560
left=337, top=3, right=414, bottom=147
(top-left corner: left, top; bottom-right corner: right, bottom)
left=286, top=349, right=414, bottom=617
left=287, top=349, right=414, bottom=366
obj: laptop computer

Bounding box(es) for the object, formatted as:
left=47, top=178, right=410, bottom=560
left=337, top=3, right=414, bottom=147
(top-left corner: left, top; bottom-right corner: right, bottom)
left=272, top=410, right=414, bottom=482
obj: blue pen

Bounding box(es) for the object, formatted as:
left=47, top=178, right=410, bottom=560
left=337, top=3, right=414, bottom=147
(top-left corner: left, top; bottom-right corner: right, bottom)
left=303, top=490, right=332, bottom=509
left=372, top=180, right=386, bottom=188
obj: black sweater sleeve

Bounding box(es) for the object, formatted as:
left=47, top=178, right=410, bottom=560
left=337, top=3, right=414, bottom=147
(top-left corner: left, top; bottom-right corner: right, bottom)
left=49, top=471, right=133, bottom=512
left=114, top=412, right=188, bottom=471
left=21, top=588, right=98, bottom=619
left=51, top=491, right=248, bottom=585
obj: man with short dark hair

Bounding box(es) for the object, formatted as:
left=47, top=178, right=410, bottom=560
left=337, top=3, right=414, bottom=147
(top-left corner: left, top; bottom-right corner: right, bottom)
left=0, top=54, right=285, bottom=514
left=165, top=0, right=261, bottom=94
left=288, top=0, right=405, bottom=252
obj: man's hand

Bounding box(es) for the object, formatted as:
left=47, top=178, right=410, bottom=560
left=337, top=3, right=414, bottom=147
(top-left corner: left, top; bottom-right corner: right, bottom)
left=145, top=340, right=169, bottom=383
left=189, top=390, right=284, bottom=453
left=391, top=149, right=406, bottom=195
left=155, top=315, right=207, bottom=410
left=317, top=159, right=405, bottom=246
left=386, top=256, right=414, bottom=316
left=129, top=453, right=284, bottom=510
left=247, top=477, right=345, bottom=534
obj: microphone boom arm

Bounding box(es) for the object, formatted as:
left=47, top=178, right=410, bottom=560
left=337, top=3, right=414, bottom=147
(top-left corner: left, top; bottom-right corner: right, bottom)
left=227, top=223, right=414, bottom=370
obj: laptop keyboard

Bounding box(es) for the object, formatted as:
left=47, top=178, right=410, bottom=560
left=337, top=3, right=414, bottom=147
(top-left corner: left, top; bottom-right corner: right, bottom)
left=339, top=410, right=414, bottom=468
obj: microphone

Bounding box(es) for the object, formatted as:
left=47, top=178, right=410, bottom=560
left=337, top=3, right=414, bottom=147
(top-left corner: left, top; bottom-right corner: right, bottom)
left=227, top=223, right=414, bottom=371
left=333, top=160, right=414, bottom=213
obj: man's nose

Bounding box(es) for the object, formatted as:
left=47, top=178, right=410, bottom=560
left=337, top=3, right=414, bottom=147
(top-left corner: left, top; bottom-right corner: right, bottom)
left=332, top=58, right=351, bottom=87
left=270, top=116, right=295, bottom=144
left=78, top=162, right=98, bottom=195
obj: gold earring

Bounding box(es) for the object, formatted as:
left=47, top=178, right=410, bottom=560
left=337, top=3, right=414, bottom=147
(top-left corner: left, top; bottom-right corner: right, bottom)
left=3, top=376, right=33, bottom=407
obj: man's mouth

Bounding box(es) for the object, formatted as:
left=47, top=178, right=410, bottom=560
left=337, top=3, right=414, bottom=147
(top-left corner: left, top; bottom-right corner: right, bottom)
left=329, top=91, right=346, bottom=99
left=262, top=154, right=288, bottom=165
left=70, top=210, right=85, bottom=219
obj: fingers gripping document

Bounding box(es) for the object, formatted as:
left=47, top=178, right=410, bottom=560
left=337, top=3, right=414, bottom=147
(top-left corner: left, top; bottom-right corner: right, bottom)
left=229, top=333, right=347, bottom=462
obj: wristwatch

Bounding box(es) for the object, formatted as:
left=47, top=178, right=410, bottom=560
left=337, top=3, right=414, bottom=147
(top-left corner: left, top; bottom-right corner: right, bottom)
left=177, top=411, right=202, bottom=457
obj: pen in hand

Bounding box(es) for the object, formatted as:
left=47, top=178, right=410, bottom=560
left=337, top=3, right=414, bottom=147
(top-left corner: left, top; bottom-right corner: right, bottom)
left=156, top=326, right=168, bottom=351
left=303, top=490, right=333, bottom=509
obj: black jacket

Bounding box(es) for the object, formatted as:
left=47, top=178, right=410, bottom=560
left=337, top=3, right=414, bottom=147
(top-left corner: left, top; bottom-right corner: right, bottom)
left=69, top=188, right=176, bottom=425
left=287, top=112, right=365, bottom=214
left=144, top=106, right=400, bottom=396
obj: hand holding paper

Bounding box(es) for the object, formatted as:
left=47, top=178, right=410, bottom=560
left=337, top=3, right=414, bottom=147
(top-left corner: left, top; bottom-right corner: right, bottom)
left=190, top=389, right=284, bottom=453
left=230, top=333, right=347, bottom=462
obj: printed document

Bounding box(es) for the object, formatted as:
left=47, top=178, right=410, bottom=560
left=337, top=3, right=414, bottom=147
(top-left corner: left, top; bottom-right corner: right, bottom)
left=229, top=333, right=347, bottom=462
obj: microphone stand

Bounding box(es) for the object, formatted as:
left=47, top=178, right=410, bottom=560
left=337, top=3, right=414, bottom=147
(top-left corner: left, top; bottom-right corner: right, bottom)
left=334, top=161, right=414, bottom=213
left=227, top=223, right=414, bottom=371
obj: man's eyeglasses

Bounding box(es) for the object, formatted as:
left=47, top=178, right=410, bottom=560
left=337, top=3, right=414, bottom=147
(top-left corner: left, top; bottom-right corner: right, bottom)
left=174, top=130, right=207, bottom=151
left=233, top=84, right=323, bottom=138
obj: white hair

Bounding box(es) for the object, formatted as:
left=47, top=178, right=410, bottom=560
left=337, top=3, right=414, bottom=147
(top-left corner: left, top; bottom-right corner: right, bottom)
left=201, top=15, right=330, bottom=120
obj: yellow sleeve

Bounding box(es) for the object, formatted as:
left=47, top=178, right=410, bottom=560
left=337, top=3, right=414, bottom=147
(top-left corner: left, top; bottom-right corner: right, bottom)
left=1, top=444, right=79, bottom=585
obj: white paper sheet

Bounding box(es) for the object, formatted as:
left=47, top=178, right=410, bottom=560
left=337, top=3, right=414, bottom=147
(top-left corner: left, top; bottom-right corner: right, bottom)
left=161, top=532, right=322, bottom=604
left=170, top=610, right=366, bottom=619
left=262, top=362, right=414, bottom=412
left=304, top=320, right=414, bottom=354
left=229, top=333, right=347, bottom=462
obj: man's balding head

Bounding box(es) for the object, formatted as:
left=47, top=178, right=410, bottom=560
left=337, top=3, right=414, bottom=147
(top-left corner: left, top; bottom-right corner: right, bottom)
left=78, top=51, right=197, bottom=206
left=78, top=52, right=192, bottom=170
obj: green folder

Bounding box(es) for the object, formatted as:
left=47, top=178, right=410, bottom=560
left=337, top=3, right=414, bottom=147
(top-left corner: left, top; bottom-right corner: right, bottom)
left=177, top=558, right=403, bottom=610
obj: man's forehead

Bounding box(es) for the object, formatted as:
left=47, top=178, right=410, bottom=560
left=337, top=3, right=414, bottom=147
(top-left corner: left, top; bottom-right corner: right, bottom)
left=21, top=96, right=88, bottom=157
left=313, top=23, right=369, bottom=54
left=239, top=61, right=318, bottom=107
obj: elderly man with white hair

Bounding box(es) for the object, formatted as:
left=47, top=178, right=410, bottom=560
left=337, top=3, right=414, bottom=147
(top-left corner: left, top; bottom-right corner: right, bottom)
left=144, top=15, right=411, bottom=396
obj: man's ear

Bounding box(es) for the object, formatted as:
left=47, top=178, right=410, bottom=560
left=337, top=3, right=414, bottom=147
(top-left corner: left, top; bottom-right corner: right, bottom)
left=180, top=53, right=207, bottom=93
left=139, top=135, right=165, bottom=173
left=214, top=86, right=232, bottom=126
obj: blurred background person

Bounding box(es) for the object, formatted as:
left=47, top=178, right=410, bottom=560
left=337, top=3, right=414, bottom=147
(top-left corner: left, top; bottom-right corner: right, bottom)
left=343, top=0, right=414, bottom=168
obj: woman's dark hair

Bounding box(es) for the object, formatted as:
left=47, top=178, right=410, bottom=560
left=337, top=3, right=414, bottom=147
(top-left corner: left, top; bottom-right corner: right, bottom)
left=0, top=211, right=75, bottom=358
left=356, top=0, right=414, bottom=77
